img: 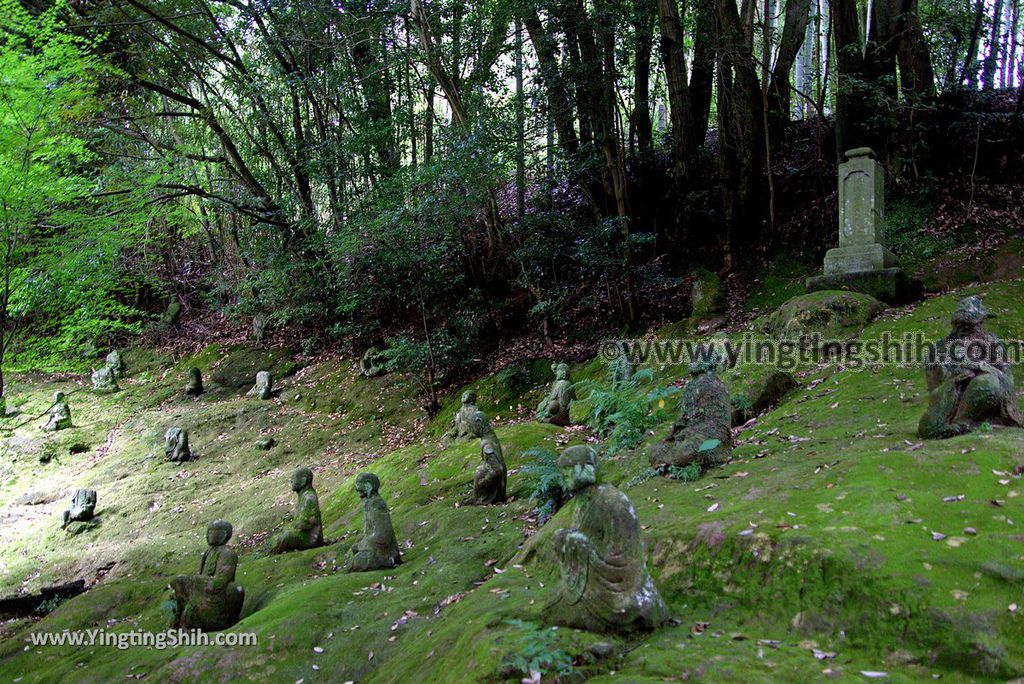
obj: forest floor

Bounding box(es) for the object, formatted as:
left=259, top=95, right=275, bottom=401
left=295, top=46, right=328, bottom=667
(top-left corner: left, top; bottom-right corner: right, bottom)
left=1, top=251, right=1024, bottom=682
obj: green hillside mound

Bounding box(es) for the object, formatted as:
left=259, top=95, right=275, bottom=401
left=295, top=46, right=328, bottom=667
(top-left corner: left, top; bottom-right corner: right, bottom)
left=2, top=283, right=1024, bottom=682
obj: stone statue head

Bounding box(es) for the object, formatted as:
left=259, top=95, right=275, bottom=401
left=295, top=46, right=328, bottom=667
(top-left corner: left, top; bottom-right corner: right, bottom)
left=951, top=295, right=992, bottom=327
left=552, top=362, right=570, bottom=381
left=557, top=445, right=598, bottom=492
left=290, top=466, right=313, bottom=492
left=688, top=344, right=723, bottom=376
left=355, top=472, right=380, bottom=498
left=207, top=519, right=233, bottom=546
left=189, top=367, right=202, bottom=381
left=468, top=410, right=492, bottom=438
left=53, top=391, right=66, bottom=403
left=462, top=389, right=477, bottom=405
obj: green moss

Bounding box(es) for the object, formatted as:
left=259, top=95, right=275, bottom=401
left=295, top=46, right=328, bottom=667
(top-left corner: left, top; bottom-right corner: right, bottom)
left=761, top=290, right=884, bottom=341
left=4, top=283, right=1024, bottom=682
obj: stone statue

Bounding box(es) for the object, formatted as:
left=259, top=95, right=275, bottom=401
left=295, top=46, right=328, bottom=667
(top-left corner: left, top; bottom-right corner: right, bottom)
left=360, top=347, right=387, bottom=377
left=169, top=520, right=245, bottom=631
left=648, top=347, right=732, bottom=470
left=543, top=445, right=669, bottom=633
left=61, top=489, right=97, bottom=529
left=246, top=371, right=272, bottom=400
left=918, top=296, right=1024, bottom=439
left=164, top=427, right=192, bottom=462
left=43, top=392, right=72, bottom=432
left=610, top=342, right=635, bottom=387
left=185, top=367, right=204, bottom=396
left=91, top=366, right=119, bottom=394
left=442, top=389, right=479, bottom=443
left=105, top=350, right=125, bottom=379
left=347, top=473, right=401, bottom=572
left=252, top=314, right=267, bottom=342
left=466, top=410, right=506, bottom=505
left=269, top=467, right=324, bottom=554
left=537, top=362, right=575, bottom=426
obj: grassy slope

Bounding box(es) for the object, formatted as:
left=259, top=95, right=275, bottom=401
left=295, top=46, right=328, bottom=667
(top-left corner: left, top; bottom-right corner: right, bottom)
left=2, top=282, right=1024, bottom=682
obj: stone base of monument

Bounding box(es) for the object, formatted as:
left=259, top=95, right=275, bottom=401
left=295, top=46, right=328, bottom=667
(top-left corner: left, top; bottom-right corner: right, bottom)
left=822, top=243, right=897, bottom=275
left=805, top=267, right=922, bottom=305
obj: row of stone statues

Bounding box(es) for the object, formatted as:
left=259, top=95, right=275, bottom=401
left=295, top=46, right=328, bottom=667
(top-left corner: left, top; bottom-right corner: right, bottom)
left=171, top=444, right=667, bottom=636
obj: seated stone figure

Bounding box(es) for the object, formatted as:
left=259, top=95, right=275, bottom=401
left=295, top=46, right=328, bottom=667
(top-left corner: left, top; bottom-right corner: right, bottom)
left=43, top=392, right=72, bottom=432
left=269, top=467, right=324, bottom=553
left=536, top=362, right=575, bottom=426
left=442, top=390, right=479, bottom=443
left=346, top=473, right=402, bottom=572
left=61, top=488, right=97, bottom=529
left=543, top=445, right=669, bottom=633
left=164, top=427, right=192, bottom=462
left=919, top=296, right=1024, bottom=439
left=466, top=410, right=506, bottom=505
left=185, top=367, right=204, bottom=396
left=648, top=348, right=731, bottom=470
left=610, top=342, right=635, bottom=388
left=169, top=520, right=245, bottom=631
left=91, top=366, right=119, bottom=394
left=105, top=350, right=125, bottom=379
left=246, top=370, right=272, bottom=400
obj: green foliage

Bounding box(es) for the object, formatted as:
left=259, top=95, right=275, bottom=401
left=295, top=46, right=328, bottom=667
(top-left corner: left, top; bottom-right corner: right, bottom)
left=500, top=620, right=573, bottom=680
left=577, top=368, right=679, bottom=454
left=520, top=446, right=570, bottom=523
left=666, top=463, right=701, bottom=482
left=0, top=0, right=146, bottom=372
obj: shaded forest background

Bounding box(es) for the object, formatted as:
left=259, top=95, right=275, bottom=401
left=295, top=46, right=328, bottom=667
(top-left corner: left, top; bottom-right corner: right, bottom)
left=3, top=0, right=1024, bottom=411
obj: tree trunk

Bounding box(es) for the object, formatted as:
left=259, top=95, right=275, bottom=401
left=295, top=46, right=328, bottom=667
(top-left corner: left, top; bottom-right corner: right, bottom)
left=633, top=0, right=655, bottom=152
left=767, top=0, right=812, bottom=130
left=657, top=0, right=696, bottom=176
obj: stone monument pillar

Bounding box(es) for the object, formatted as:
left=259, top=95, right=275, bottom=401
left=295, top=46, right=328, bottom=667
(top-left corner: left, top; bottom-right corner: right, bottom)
left=806, top=148, right=920, bottom=303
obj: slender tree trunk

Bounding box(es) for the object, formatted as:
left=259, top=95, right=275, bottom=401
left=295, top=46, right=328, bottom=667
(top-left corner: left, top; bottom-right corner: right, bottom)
left=983, top=0, right=1007, bottom=89
left=633, top=0, right=655, bottom=152
left=657, top=0, right=696, bottom=176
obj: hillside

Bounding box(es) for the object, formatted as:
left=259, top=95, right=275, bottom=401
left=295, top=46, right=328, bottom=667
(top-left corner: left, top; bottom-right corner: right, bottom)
left=0, top=272, right=1023, bottom=682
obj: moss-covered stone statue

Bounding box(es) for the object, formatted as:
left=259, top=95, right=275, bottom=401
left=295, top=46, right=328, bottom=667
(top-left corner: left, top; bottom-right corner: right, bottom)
left=610, top=342, right=635, bottom=388
left=246, top=370, right=272, bottom=400
left=360, top=347, right=387, bottom=377
left=61, top=489, right=97, bottom=529
left=43, top=392, right=72, bottom=432
left=164, top=427, right=192, bottom=462
left=169, top=520, right=245, bottom=631
left=105, top=350, right=125, bottom=379
left=918, top=296, right=1024, bottom=439
left=648, top=348, right=731, bottom=470
left=537, top=362, right=575, bottom=426
left=543, top=445, right=669, bottom=634
left=185, top=367, right=204, bottom=396
left=91, top=365, right=119, bottom=394
left=442, top=389, right=479, bottom=443
left=466, top=410, right=506, bottom=505
left=269, top=467, right=324, bottom=554
left=346, top=473, right=401, bottom=572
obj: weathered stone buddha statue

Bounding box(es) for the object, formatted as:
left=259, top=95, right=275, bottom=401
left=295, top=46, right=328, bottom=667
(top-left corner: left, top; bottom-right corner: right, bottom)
left=442, top=389, right=479, bottom=443
left=91, top=366, right=119, bottom=394
left=169, top=519, right=245, bottom=631
left=537, top=362, right=575, bottom=426
left=347, top=473, right=402, bottom=572
left=918, top=296, right=1024, bottom=439
left=61, top=489, right=97, bottom=529
left=466, top=410, right=506, bottom=505
left=247, top=371, right=272, bottom=400
left=43, top=392, right=72, bottom=432
left=610, top=342, right=635, bottom=388
left=269, top=467, right=324, bottom=554
left=648, top=347, right=731, bottom=470
left=164, top=427, right=192, bottom=462
left=105, top=350, right=125, bottom=379
left=185, top=367, right=204, bottom=396
left=543, top=445, right=669, bottom=633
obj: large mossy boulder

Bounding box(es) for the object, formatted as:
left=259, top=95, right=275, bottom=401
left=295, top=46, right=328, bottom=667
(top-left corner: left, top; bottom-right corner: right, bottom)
left=208, top=345, right=300, bottom=389
left=760, top=290, right=883, bottom=342
left=723, top=365, right=797, bottom=425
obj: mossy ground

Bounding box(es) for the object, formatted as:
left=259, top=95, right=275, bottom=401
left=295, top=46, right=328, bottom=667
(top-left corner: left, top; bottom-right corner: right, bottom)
left=2, top=283, right=1024, bottom=682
